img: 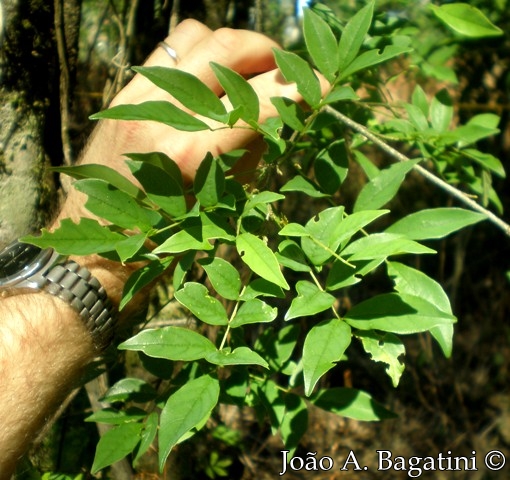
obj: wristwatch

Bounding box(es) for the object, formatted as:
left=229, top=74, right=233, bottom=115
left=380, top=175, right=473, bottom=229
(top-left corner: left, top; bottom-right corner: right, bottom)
left=0, top=240, right=117, bottom=351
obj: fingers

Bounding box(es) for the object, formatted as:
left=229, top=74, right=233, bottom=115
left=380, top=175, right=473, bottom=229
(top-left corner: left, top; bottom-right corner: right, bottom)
left=107, top=18, right=330, bottom=184
left=113, top=19, right=280, bottom=105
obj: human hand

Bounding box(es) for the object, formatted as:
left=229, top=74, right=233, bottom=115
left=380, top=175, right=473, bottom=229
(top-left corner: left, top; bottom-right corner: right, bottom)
left=90, top=18, right=329, bottom=183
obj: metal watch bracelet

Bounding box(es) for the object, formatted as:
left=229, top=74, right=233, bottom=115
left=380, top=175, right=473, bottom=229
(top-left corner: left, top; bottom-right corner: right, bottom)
left=43, top=260, right=117, bottom=351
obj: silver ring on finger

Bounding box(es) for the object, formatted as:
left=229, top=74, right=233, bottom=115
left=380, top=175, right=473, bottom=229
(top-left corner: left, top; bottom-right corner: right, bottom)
left=158, top=41, right=179, bottom=63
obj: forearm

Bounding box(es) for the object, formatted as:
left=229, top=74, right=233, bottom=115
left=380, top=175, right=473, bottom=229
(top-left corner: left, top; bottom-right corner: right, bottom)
left=0, top=293, right=94, bottom=479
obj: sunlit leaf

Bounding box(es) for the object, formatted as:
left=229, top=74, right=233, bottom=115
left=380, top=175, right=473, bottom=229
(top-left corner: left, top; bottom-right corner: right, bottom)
left=356, top=331, right=405, bottom=387
left=386, top=208, right=487, bottom=240
left=303, top=8, right=339, bottom=82
left=198, top=256, right=242, bottom=300
left=354, top=160, right=420, bottom=212
left=21, top=218, right=124, bottom=256
left=90, top=101, right=210, bottom=131
left=236, top=233, right=289, bottom=289
left=174, top=282, right=229, bottom=325
left=159, top=375, right=219, bottom=470
left=344, top=293, right=456, bottom=334
left=210, top=62, right=259, bottom=124
left=285, top=280, right=335, bottom=321
left=338, top=0, right=374, bottom=72
left=118, top=326, right=217, bottom=360
left=133, top=66, right=228, bottom=122
left=206, top=346, right=269, bottom=368
left=230, top=299, right=277, bottom=327
left=302, top=319, right=351, bottom=396
left=273, top=48, right=323, bottom=107
left=340, top=45, right=413, bottom=80
left=430, top=3, right=503, bottom=38
left=91, top=423, right=143, bottom=473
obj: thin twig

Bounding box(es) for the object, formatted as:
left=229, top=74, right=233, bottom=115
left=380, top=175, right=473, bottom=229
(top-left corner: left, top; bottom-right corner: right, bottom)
left=324, top=105, right=510, bottom=238
left=53, top=0, right=73, bottom=168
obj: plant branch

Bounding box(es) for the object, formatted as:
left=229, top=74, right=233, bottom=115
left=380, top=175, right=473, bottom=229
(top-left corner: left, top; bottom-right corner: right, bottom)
left=324, top=106, right=510, bottom=238
left=53, top=0, right=73, bottom=168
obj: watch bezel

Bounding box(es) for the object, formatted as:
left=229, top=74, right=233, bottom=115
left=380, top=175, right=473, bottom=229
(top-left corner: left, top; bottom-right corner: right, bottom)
left=0, top=241, right=55, bottom=287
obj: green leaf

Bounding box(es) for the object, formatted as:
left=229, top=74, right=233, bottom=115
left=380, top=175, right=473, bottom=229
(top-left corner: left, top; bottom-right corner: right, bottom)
left=236, top=233, right=289, bottom=289
left=74, top=179, right=159, bottom=231
left=52, top=163, right=144, bottom=200
left=194, top=154, right=225, bottom=208
left=198, top=256, right=242, bottom=300
left=206, top=346, right=269, bottom=368
left=273, top=48, right=322, bottom=107
left=116, top=233, right=147, bottom=263
left=302, top=319, right=351, bottom=396
left=463, top=149, right=506, bottom=178
left=323, top=85, right=359, bottom=104
left=314, top=140, right=349, bottom=195
left=303, top=8, right=339, bottom=82
left=430, top=88, right=453, bottom=132
left=121, top=257, right=173, bottom=310
left=386, top=208, right=487, bottom=240
left=133, top=66, right=228, bottom=122
left=334, top=209, right=389, bottom=247
left=301, top=206, right=346, bottom=266
left=174, top=282, right=229, bottom=326
left=338, top=0, right=374, bottom=72
left=244, top=191, right=285, bottom=213
left=240, top=278, right=285, bottom=300
left=353, top=149, right=379, bottom=180
left=342, top=233, right=435, bottom=261
left=21, top=218, right=125, bottom=256
left=430, top=3, right=503, bottom=38
left=100, top=378, right=157, bottom=403
left=411, top=84, right=429, bottom=117
left=276, top=239, right=311, bottom=273
left=134, top=412, right=159, bottom=463
left=118, top=326, right=217, bottom=360
left=326, top=258, right=385, bottom=290
left=353, top=159, right=420, bottom=212
left=90, top=101, right=210, bottom=131
left=285, top=280, right=336, bottom=321
left=280, top=176, right=327, bottom=198
left=387, top=261, right=454, bottom=357
left=405, top=103, right=429, bottom=131
left=210, top=62, right=259, bottom=124
left=279, top=223, right=309, bottom=238
left=356, top=331, right=405, bottom=387
left=153, top=228, right=213, bottom=255
left=340, top=45, right=413, bottom=80
left=312, top=387, right=396, bottom=421
left=270, top=97, right=306, bottom=131
left=344, top=293, right=456, bottom=334
left=159, top=375, right=220, bottom=471
left=86, top=407, right=148, bottom=425
left=126, top=159, right=187, bottom=218
left=91, top=422, right=143, bottom=473
left=230, top=299, right=277, bottom=327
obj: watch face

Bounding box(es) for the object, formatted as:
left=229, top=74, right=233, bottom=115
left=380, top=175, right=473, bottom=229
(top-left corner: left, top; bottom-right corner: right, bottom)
left=0, top=242, right=50, bottom=285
